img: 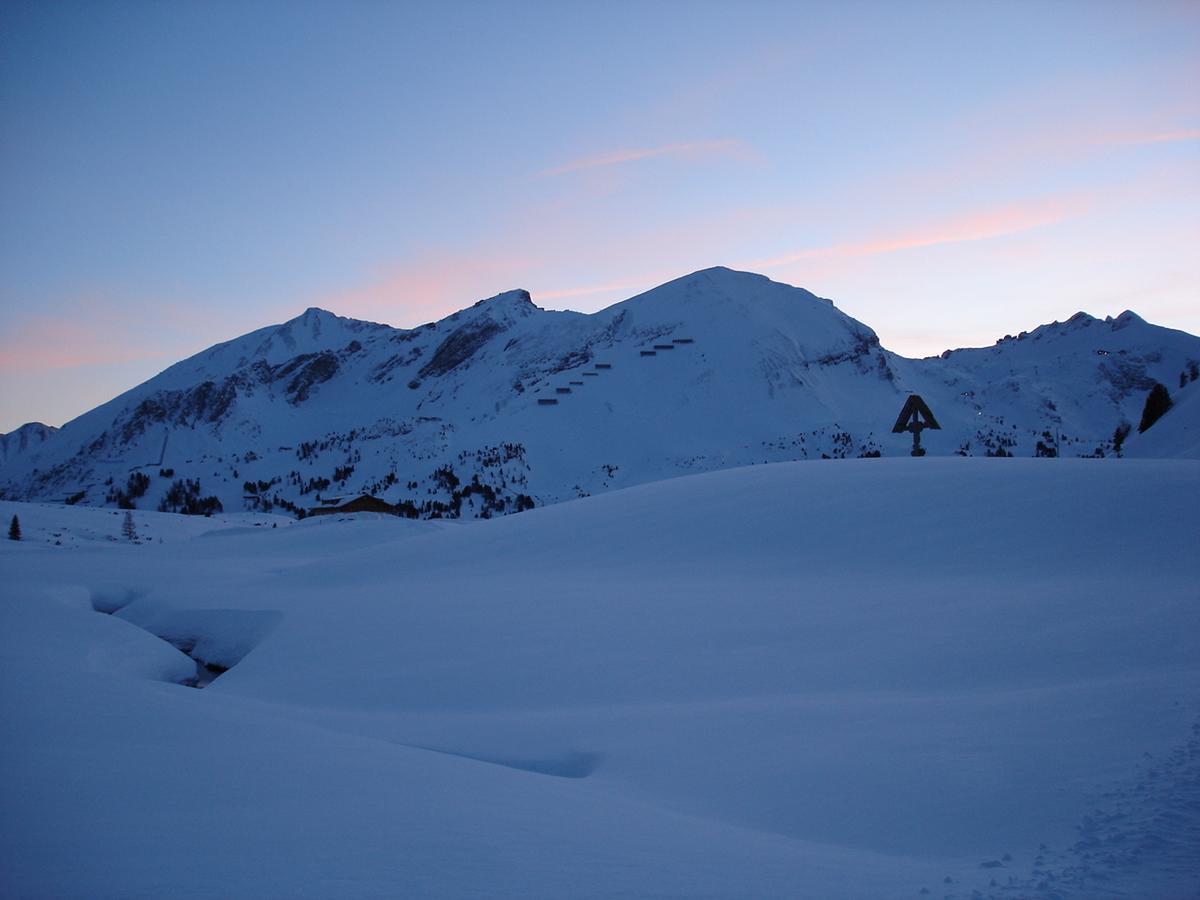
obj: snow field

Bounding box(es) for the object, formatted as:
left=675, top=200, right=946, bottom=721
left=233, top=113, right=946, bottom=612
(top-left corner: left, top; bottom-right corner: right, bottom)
left=1, top=457, right=1198, bottom=898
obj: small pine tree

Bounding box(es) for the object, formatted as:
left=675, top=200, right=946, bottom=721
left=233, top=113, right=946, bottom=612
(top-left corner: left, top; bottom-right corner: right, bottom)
left=1112, top=422, right=1132, bottom=455
left=1137, top=383, right=1172, bottom=433
left=121, top=510, right=138, bottom=543
left=8, top=514, right=20, bottom=541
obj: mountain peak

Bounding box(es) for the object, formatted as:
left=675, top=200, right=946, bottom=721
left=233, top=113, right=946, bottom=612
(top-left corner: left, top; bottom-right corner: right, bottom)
left=470, top=289, right=537, bottom=313
left=614, top=267, right=838, bottom=338
left=291, top=306, right=340, bottom=325
left=3, top=421, right=56, bottom=437
left=1109, top=310, right=1146, bottom=331
left=435, top=289, right=539, bottom=330
left=277, top=306, right=390, bottom=336
left=0, top=421, right=57, bottom=465
left=679, top=266, right=771, bottom=288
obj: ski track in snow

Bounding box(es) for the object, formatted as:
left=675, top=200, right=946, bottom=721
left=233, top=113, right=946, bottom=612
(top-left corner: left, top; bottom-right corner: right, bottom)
left=914, top=712, right=1200, bottom=900
left=993, top=715, right=1200, bottom=900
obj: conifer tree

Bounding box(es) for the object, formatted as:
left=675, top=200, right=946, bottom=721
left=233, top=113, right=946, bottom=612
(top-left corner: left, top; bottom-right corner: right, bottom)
left=1137, top=383, right=1172, bottom=433
left=122, top=510, right=138, bottom=543
left=1112, top=422, right=1131, bottom=455
left=7, top=514, right=20, bottom=541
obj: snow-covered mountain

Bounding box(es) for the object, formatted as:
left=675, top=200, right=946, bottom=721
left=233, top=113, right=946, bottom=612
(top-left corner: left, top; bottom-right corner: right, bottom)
left=0, top=421, right=58, bottom=467
left=2, top=267, right=1197, bottom=517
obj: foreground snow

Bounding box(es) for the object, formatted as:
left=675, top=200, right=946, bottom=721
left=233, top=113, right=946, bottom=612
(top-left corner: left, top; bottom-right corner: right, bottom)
left=1, top=458, right=1197, bottom=898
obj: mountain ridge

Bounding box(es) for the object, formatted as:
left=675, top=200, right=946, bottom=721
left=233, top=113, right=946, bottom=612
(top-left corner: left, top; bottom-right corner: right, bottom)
left=3, top=267, right=1197, bottom=517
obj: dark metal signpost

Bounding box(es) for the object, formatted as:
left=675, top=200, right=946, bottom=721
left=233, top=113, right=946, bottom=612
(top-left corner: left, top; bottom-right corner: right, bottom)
left=892, top=394, right=941, bottom=456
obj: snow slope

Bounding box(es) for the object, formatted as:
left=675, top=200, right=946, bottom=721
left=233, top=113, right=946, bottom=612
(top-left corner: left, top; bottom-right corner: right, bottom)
left=2, top=457, right=1197, bottom=898
left=2, top=268, right=1197, bottom=520
left=1125, top=375, right=1200, bottom=459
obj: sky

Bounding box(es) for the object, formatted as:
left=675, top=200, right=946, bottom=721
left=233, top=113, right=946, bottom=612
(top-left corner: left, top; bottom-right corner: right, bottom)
left=1, top=0, right=1197, bottom=432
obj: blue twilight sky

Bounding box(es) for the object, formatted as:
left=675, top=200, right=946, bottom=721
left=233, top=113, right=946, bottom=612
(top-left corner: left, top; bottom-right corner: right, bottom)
left=1, top=0, right=1197, bottom=432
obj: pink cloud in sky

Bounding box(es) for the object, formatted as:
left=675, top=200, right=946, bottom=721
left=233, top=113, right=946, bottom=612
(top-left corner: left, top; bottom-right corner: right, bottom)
left=0, top=294, right=283, bottom=377
left=882, top=57, right=1199, bottom=202
left=745, top=193, right=1096, bottom=271
left=1016, top=123, right=1200, bottom=166
left=306, top=199, right=781, bottom=319
left=535, top=278, right=662, bottom=303
left=311, top=252, right=538, bottom=327
left=1097, top=127, right=1200, bottom=147
left=0, top=315, right=168, bottom=374
left=537, top=139, right=755, bottom=177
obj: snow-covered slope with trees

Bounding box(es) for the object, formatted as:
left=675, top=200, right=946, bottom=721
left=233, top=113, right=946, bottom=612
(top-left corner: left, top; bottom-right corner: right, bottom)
left=1124, top=373, right=1200, bottom=459
left=2, top=268, right=1197, bottom=519
left=2, top=457, right=1197, bottom=897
